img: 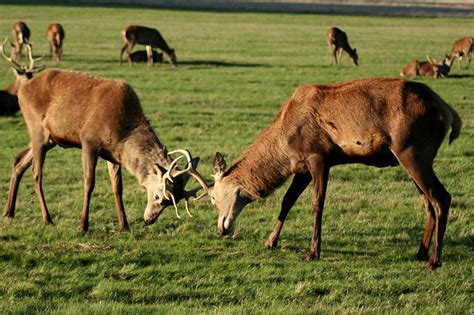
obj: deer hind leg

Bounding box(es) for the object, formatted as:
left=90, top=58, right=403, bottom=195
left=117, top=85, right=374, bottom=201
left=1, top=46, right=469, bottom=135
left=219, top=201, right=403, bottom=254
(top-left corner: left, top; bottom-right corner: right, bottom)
left=265, top=172, right=311, bottom=249
left=414, top=183, right=436, bottom=261
left=306, top=156, right=329, bottom=261
left=394, top=148, right=451, bottom=270
left=3, top=145, right=33, bottom=218
left=107, top=162, right=129, bottom=231
left=31, top=141, right=55, bottom=225
left=79, top=144, right=98, bottom=232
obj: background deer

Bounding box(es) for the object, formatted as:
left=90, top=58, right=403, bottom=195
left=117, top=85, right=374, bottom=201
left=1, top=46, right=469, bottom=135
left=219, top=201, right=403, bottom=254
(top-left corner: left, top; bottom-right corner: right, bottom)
left=447, top=37, right=473, bottom=69
left=12, top=21, right=31, bottom=61
left=205, top=78, right=461, bottom=270
left=46, top=23, right=65, bottom=62
left=400, top=56, right=452, bottom=78
left=129, top=49, right=163, bottom=64
left=327, top=27, right=359, bottom=66
left=120, top=25, right=177, bottom=67
left=1, top=42, right=206, bottom=231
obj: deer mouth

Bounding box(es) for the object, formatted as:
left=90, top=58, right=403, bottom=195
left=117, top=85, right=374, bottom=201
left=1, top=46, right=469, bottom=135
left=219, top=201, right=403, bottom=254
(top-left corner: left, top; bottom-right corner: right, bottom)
left=143, top=202, right=171, bottom=225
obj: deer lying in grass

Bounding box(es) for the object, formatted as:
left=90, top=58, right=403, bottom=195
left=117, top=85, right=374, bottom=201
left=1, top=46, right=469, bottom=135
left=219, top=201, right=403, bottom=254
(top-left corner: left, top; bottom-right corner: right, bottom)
left=129, top=49, right=163, bottom=64
left=120, top=25, right=177, bottom=67
left=327, top=27, right=359, bottom=67
left=46, top=23, right=65, bottom=62
left=203, top=78, right=461, bottom=270
left=447, top=37, right=473, bottom=69
left=12, top=21, right=31, bottom=61
left=1, top=41, right=207, bottom=231
left=400, top=56, right=452, bottom=78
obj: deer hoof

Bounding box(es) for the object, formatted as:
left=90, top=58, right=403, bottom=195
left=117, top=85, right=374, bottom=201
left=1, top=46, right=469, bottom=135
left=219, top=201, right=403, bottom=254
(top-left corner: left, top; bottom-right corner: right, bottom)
left=428, top=260, right=442, bottom=271
left=265, top=238, right=278, bottom=249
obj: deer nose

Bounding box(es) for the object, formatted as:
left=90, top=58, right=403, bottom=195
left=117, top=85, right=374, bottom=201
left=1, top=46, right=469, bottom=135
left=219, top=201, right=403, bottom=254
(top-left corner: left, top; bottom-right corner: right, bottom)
left=218, top=216, right=234, bottom=236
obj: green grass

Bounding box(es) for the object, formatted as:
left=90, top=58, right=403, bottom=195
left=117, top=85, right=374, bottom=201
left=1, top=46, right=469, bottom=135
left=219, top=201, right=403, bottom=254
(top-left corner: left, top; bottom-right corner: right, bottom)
left=0, top=5, right=473, bottom=313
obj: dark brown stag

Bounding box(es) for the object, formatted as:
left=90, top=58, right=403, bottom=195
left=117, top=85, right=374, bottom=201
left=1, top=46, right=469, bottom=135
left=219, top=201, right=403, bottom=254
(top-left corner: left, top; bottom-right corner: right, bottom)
left=46, top=23, right=65, bottom=62
left=327, top=27, right=359, bottom=67
left=205, top=78, right=461, bottom=270
left=12, top=21, right=31, bottom=61
left=447, top=37, right=473, bottom=69
left=120, top=25, right=177, bottom=67
left=1, top=41, right=206, bottom=231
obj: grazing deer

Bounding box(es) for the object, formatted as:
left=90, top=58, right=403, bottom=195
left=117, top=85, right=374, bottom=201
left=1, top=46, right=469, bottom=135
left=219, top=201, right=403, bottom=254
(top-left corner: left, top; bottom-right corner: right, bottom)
left=400, top=56, right=452, bottom=78
left=447, top=37, right=473, bottom=69
left=1, top=42, right=207, bottom=231
left=46, top=23, right=65, bottom=62
left=327, top=27, right=359, bottom=67
left=120, top=25, right=177, bottom=67
left=12, top=21, right=31, bottom=61
left=203, top=78, right=461, bottom=270
left=129, top=49, right=163, bottom=64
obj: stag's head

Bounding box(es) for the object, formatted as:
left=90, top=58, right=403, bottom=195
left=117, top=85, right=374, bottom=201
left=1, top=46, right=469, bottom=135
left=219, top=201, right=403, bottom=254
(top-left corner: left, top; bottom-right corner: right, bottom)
left=143, top=149, right=209, bottom=224
left=209, top=152, right=251, bottom=236
left=0, top=38, right=45, bottom=80
left=350, top=48, right=359, bottom=66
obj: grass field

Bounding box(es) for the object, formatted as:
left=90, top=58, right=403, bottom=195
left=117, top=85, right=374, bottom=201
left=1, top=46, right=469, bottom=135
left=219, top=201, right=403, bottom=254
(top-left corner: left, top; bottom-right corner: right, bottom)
left=0, top=4, right=473, bottom=313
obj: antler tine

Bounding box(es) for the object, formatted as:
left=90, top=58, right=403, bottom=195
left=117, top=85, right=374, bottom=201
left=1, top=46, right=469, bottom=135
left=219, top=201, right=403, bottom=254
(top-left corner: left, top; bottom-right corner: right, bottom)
left=168, top=149, right=211, bottom=193
left=0, top=37, right=22, bottom=70
left=25, top=43, right=45, bottom=71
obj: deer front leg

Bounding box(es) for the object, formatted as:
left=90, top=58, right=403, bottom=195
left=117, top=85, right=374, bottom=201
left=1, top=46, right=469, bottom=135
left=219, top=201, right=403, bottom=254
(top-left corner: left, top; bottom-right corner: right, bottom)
left=107, top=162, right=129, bottom=231
left=265, top=172, right=311, bottom=248
left=145, top=45, right=154, bottom=67
left=305, top=156, right=329, bottom=261
left=31, top=143, right=54, bottom=225
left=3, top=145, right=33, bottom=218
left=79, top=145, right=98, bottom=232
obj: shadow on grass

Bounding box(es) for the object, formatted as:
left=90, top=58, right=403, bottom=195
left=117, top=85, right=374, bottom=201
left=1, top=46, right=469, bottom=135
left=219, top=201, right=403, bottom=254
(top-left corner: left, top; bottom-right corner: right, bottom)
left=179, top=60, right=271, bottom=68
left=448, top=74, right=474, bottom=79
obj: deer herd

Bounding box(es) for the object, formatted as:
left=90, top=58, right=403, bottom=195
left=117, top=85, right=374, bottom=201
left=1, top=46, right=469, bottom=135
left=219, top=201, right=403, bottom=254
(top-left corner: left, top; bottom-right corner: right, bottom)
left=0, top=19, right=469, bottom=271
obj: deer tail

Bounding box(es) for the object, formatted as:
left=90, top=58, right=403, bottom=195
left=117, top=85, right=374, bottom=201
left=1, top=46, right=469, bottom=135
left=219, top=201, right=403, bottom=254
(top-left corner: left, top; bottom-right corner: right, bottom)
left=448, top=106, right=462, bottom=144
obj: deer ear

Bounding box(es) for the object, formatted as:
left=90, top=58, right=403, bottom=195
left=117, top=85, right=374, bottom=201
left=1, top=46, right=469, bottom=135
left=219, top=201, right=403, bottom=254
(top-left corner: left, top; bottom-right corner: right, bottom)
left=213, top=152, right=227, bottom=180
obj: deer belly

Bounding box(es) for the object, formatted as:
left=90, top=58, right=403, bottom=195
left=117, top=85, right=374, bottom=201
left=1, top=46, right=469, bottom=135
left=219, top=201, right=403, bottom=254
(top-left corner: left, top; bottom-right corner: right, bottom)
left=337, top=134, right=397, bottom=167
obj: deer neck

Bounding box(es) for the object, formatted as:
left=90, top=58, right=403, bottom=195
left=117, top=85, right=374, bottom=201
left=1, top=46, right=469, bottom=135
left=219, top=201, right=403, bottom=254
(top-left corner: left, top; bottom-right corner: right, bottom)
left=120, top=124, right=172, bottom=186
left=225, top=126, right=291, bottom=201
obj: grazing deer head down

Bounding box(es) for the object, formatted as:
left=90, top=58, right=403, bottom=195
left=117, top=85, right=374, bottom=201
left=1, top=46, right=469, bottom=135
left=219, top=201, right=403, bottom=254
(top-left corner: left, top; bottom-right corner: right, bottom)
left=11, top=21, right=31, bottom=61
left=447, top=37, right=473, bottom=70
left=46, top=23, right=65, bottom=62
left=327, top=27, right=359, bottom=67
left=1, top=45, right=206, bottom=231
left=120, top=25, right=177, bottom=67
left=206, top=78, right=461, bottom=271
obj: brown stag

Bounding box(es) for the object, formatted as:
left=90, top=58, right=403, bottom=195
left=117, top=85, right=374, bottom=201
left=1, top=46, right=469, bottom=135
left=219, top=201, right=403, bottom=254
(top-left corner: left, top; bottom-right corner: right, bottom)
left=327, top=27, right=359, bottom=67
left=46, top=23, right=65, bottom=62
left=0, top=40, right=24, bottom=115
left=204, top=78, right=461, bottom=270
left=120, top=25, right=177, bottom=67
left=12, top=21, right=31, bottom=61
left=447, top=37, right=473, bottom=69
left=400, top=56, right=452, bottom=78
left=1, top=41, right=206, bottom=231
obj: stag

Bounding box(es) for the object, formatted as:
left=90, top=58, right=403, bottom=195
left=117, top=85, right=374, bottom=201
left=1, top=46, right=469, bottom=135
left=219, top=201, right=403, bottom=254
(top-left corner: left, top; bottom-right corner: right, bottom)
left=327, top=27, right=359, bottom=67
left=1, top=42, right=206, bottom=231
left=129, top=49, right=163, bottom=64
left=46, top=23, right=65, bottom=62
left=120, top=25, right=177, bottom=67
left=204, top=78, right=461, bottom=270
left=447, top=37, right=473, bottom=69
left=400, top=56, right=452, bottom=78
left=12, top=21, right=31, bottom=61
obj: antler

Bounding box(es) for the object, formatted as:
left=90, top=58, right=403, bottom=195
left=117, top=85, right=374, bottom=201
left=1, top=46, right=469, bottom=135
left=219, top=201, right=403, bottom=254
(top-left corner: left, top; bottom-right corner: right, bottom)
left=0, top=37, right=22, bottom=71
left=25, top=43, right=45, bottom=72
left=162, top=149, right=211, bottom=218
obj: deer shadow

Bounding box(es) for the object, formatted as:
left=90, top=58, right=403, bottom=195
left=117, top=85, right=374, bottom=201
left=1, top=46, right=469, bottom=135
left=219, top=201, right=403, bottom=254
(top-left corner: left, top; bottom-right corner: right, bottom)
left=178, top=60, right=270, bottom=68
left=447, top=73, right=474, bottom=79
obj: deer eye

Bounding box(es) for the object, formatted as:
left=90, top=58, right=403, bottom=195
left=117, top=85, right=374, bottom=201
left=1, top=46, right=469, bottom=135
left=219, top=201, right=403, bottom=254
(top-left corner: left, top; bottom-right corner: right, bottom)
left=154, top=194, right=160, bottom=201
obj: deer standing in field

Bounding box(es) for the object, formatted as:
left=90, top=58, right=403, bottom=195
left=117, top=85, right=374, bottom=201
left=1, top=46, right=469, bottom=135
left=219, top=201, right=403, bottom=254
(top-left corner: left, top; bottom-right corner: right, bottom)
left=447, top=37, right=473, bottom=69
left=200, top=78, right=461, bottom=270
left=12, top=21, right=31, bottom=61
left=129, top=49, right=163, bottom=64
left=1, top=41, right=207, bottom=231
left=400, top=56, right=452, bottom=78
left=46, top=23, right=65, bottom=62
left=120, top=25, right=177, bottom=67
left=327, top=27, right=359, bottom=67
